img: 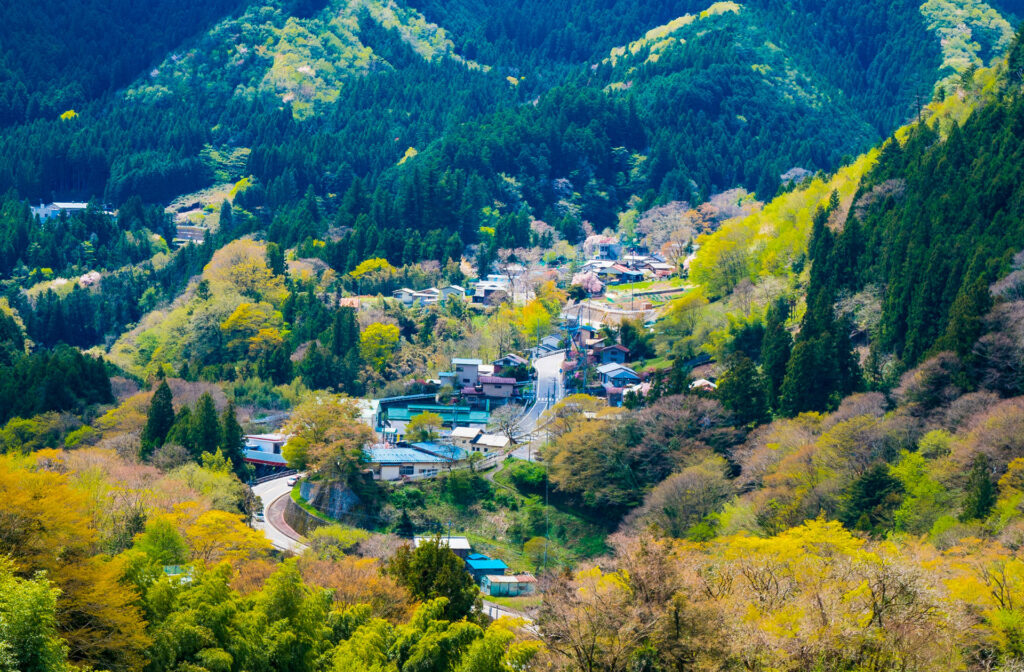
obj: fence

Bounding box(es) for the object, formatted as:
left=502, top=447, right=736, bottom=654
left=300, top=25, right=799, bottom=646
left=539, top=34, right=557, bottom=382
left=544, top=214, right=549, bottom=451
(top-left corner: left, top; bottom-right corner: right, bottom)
left=250, top=469, right=296, bottom=486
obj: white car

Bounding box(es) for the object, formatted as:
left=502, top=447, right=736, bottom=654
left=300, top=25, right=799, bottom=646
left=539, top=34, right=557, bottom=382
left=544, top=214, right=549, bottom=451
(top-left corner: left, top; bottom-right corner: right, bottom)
left=287, top=476, right=298, bottom=487
left=254, top=510, right=265, bottom=523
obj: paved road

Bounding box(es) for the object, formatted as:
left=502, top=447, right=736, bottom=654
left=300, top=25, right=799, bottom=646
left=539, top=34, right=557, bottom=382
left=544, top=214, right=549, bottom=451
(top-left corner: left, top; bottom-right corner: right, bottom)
left=252, top=475, right=308, bottom=554
left=510, top=351, right=565, bottom=461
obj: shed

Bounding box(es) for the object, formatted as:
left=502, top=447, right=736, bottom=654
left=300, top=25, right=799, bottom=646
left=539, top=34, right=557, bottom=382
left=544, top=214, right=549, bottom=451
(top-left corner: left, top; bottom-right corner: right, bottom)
left=481, top=574, right=537, bottom=597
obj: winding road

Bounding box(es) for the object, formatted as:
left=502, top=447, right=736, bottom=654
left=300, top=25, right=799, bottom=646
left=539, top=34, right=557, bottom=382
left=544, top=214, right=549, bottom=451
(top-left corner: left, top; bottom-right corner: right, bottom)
left=252, top=475, right=307, bottom=554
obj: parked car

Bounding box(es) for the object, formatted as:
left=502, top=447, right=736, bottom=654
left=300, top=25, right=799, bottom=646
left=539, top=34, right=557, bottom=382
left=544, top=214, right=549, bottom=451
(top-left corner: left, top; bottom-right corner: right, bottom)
left=254, top=510, right=265, bottom=523
left=287, top=476, right=298, bottom=487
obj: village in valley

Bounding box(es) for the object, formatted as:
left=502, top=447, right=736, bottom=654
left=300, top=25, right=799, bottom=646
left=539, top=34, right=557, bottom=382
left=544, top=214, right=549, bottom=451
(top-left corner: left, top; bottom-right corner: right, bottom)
left=17, top=184, right=755, bottom=620
left=190, top=195, right=738, bottom=618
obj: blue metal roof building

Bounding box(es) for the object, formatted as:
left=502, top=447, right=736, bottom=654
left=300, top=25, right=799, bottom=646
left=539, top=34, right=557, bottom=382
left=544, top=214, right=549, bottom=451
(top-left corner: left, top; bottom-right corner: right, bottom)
left=363, top=447, right=451, bottom=465
left=465, top=553, right=509, bottom=582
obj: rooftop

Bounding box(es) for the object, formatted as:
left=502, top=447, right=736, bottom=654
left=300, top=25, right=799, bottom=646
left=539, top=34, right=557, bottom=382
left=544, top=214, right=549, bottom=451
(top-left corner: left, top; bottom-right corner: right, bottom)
left=415, top=536, right=472, bottom=551
left=474, top=434, right=510, bottom=448
left=386, top=405, right=490, bottom=424
left=245, top=433, right=288, bottom=442
left=479, top=375, right=516, bottom=385
left=364, top=447, right=451, bottom=464
left=408, top=442, right=468, bottom=461
left=485, top=574, right=537, bottom=584
left=452, top=358, right=483, bottom=366
left=449, top=426, right=482, bottom=439
left=597, top=363, right=636, bottom=375
left=466, top=556, right=510, bottom=571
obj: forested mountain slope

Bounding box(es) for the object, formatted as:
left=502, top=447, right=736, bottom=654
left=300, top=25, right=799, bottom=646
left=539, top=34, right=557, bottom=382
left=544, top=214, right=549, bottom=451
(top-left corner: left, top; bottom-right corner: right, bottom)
left=0, top=0, right=1015, bottom=355
left=0, top=0, right=243, bottom=126
left=0, top=0, right=1002, bottom=215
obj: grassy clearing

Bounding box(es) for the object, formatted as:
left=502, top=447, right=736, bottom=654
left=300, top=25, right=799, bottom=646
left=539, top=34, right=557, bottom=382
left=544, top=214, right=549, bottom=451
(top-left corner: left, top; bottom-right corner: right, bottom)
left=481, top=593, right=543, bottom=611
left=609, top=276, right=685, bottom=293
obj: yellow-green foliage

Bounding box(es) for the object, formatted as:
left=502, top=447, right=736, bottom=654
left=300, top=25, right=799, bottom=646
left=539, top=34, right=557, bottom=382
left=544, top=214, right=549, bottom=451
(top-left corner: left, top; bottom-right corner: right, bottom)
left=920, top=0, right=1013, bottom=78
left=605, top=3, right=736, bottom=68
left=690, top=151, right=877, bottom=297
left=397, top=146, right=418, bottom=165
left=689, top=58, right=1006, bottom=301
left=700, top=1, right=741, bottom=19
left=126, top=0, right=484, bottom=119
left=59, top=109, right=78, bottom=120
left=108, top=238, right=286, bottom=377
left=228, top=176, right=253, bottom=200
left=349, top=257, right=396, bottom=279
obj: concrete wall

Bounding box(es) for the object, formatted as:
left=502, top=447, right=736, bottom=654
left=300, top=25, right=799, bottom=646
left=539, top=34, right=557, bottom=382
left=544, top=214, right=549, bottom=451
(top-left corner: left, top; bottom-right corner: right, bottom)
left=283, top=498, right=330, bottom=537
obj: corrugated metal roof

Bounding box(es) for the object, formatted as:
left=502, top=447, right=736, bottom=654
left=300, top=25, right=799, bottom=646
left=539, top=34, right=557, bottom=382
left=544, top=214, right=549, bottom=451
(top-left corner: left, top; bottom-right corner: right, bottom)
left=364, top=447, right=449, bottom=464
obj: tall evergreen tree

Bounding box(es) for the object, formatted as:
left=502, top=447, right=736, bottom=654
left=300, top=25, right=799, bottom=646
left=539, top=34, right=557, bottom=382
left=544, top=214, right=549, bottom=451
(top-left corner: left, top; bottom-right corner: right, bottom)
left=761, top=298, right=792, bottom=410
left=266, top=242, right=286, bottom=276
left=192, top=393, right=221, bottom=458
left=219, top=200, right=233, bottom=233
left=716, top=354, right=770, bottom=426
left=939, top=276, right=992, bottom=357
left=840, top=462, right=904, bottom=535
left=960, top=454, right=996, bottom=522
left=141, top=379, right=174, bottom=457
left=220, top=400, right=246, bottom=477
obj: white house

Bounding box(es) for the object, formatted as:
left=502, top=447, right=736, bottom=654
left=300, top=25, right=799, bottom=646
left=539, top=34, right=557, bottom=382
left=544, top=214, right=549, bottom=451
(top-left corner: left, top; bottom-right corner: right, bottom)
left=392, top=288, right=418, bottom=305
left=31, top=201, right=90, bottom=220
left=447, top=426, right=483, bottom=448
left=472, top=433, right=511, bottom=452
left=689, top=378, right=718, bottom=391
left=414, top=535, right=472, bottom=559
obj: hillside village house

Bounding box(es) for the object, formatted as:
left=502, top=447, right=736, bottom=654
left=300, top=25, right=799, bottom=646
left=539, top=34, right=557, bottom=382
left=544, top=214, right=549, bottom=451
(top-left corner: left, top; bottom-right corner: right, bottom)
left=595, top=344, right=630, bottom=365
left=492, top=352, right=528, bottom=371
left=363, top=442, right=472, bottom=480
left=531, top=334, right=563, bottom=358
left=472, top=433, right=510, bottom=452
left=481, top=574, right=537, bottom=597
left=597, top=363, right=641, bottom=387
left=477, top=375, right=515, bottom=398
left=598, top=363, right=642, bottom=406
left=447, top=426, right=483, bottom=449
left=465, top=553, right=510, bottom=582
left=449, top=358, right=482, bottom=387
left=414, top=535, right=472, bottom=559
left=472, top=280, right=507, bottom=304
left=31, top=201, right=108, bottom=220
left=392, top=285, right=466, bottom=307
left=243, top=433, right=291, bottom=475
left=445, top=427, right=511, bottom=453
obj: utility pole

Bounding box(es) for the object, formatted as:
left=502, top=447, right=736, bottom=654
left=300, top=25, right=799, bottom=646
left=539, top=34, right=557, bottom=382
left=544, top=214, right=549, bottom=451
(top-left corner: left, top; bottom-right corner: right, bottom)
left=543, top=426, right=550, bottom=573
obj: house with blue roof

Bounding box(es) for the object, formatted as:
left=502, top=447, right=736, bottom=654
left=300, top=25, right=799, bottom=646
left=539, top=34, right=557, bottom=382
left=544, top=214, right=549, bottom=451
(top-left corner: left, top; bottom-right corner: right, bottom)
left=464, top=553, right=510, bottom=582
